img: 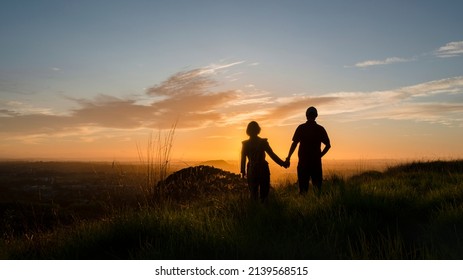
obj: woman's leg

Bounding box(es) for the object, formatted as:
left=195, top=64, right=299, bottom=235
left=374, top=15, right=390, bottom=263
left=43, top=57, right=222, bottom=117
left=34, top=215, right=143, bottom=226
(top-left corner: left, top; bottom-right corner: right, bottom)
left=248, top=182, right=259, bottom=200
left=260, top=175, right=271, bottom=202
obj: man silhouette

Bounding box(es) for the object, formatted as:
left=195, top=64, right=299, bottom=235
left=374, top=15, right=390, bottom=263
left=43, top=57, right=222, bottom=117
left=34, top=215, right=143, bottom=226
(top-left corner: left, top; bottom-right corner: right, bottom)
left=285, top=107, right=331, bottom=194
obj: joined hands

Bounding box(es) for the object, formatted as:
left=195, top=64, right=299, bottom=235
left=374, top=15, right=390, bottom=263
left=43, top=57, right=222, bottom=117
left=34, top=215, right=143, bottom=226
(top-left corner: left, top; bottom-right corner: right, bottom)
left=282, top=157, right=290, bottom=169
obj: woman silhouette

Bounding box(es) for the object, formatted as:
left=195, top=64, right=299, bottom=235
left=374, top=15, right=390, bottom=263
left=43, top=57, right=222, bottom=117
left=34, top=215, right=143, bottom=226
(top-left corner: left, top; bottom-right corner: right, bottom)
left=241, top=121, right=287, bottom=201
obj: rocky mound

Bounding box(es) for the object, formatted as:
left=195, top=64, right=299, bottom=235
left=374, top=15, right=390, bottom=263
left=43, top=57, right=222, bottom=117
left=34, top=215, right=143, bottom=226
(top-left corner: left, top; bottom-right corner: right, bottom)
left=157, top=165, right=247, bottom=201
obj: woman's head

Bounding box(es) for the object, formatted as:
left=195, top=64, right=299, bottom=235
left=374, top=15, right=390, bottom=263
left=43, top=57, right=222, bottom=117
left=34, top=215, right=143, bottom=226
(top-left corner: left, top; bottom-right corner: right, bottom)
left=246, top=121, right=261, bottom=137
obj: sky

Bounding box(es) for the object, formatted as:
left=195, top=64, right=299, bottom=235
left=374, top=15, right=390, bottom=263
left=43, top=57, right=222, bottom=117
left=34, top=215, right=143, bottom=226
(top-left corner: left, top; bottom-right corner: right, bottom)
left=1, top=0, right=463, bottom=162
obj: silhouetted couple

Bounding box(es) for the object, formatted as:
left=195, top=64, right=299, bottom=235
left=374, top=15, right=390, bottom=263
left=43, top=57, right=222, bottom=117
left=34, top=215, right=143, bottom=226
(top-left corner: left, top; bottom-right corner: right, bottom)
left=241, top=106, right=331, bottom=201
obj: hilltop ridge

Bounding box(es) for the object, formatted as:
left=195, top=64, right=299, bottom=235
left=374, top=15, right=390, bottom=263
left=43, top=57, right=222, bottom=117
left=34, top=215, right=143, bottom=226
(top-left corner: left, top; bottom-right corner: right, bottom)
left=198, top=159, right=238, bottom=173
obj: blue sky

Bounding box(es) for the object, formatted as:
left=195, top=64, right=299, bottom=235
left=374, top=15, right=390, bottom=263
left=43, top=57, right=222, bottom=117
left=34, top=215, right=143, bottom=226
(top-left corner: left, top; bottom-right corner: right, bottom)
left=1, top=0, right=462, bottom=160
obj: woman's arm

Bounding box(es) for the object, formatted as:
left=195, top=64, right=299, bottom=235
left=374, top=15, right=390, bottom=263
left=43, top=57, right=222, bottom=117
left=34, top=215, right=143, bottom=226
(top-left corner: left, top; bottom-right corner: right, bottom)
left=265, top=142, right=286, bottom=167
left=240, top=143, right=247, bottom=177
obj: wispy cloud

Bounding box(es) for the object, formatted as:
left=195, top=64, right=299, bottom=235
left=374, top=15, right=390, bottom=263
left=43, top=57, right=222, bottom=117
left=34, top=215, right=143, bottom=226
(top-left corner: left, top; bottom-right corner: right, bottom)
left=0, top=100, right=55, bottom=116
left=434, top=41, right=463, bottom=58
left=1, top=60, right=463, bottom=143
left=238, top=76, right=463, bottom=127
left=197, top=61, right=245, bottom=75
left=0, top=62, right=246, bottom=139
left=354, top=57, right=412, bottom=68
left=352, top=40, right=463, bottom=68
left=311, top=76, right=463, bottom=126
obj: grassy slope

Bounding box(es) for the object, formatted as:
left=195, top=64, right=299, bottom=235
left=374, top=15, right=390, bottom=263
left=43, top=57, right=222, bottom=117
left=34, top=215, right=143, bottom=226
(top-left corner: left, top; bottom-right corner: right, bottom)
left=1, top=160, right=463, bottom=259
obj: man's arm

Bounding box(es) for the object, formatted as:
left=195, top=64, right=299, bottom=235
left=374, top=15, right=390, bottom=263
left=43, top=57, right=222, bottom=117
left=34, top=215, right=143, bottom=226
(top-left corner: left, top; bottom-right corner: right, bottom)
left=285, top=141, right=298, bottom=166
left=321, top=142, right=331, bottom=157
left=321, top=128, right=331, bottom=158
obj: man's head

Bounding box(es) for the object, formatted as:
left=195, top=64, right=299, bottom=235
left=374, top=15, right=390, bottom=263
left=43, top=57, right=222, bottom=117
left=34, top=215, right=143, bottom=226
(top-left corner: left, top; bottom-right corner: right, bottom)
left=306, top=106, right=318, bottom=120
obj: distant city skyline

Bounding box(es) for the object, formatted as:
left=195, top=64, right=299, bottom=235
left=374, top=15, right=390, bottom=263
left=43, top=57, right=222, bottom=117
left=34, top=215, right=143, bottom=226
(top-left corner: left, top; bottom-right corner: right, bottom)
left=1, top=0, right=462, bottom=161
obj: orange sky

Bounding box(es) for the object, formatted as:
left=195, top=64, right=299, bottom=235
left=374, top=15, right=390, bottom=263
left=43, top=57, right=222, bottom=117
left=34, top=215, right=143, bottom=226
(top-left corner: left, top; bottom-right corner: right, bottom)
left=4, top=118, right=459, bottom=163
left=1, top=65, right=463, bottom=162
left=1, top=2, right=463, bottom=162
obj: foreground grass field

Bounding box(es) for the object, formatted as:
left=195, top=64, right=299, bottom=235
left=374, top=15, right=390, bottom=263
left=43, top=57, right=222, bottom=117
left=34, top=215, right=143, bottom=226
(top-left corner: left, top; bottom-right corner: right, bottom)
left=1, top=160, right=462, bottom=259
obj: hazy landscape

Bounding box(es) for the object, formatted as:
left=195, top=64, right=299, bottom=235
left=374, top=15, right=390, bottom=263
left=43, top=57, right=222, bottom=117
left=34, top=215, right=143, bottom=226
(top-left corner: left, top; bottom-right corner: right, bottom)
left=1, top=159, right=462, bottom=259
left=1, top=0, right=462, bottom=270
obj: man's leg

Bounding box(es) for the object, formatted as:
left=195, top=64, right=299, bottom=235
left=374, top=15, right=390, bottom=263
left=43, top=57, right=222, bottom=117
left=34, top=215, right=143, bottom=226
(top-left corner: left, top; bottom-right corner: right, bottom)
left=297, top=165, right=310, bottom=194
left=311, top=165, right=323, bottom=194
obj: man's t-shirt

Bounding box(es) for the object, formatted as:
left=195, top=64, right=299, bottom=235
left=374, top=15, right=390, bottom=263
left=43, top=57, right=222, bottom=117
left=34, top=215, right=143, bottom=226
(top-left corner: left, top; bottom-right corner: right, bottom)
left=292, top=120, right=330, bottom=166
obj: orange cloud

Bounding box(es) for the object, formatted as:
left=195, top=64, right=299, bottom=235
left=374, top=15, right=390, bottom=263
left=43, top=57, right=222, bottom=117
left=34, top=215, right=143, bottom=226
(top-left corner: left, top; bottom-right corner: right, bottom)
left=0, top=64, right=244, bottom=139
left=1, top=63, right=462, bottom=146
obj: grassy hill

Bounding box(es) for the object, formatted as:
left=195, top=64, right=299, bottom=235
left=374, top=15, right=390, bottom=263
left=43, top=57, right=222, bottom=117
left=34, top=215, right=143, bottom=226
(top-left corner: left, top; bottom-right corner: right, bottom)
left=1, top=160, right=462, bottom=259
